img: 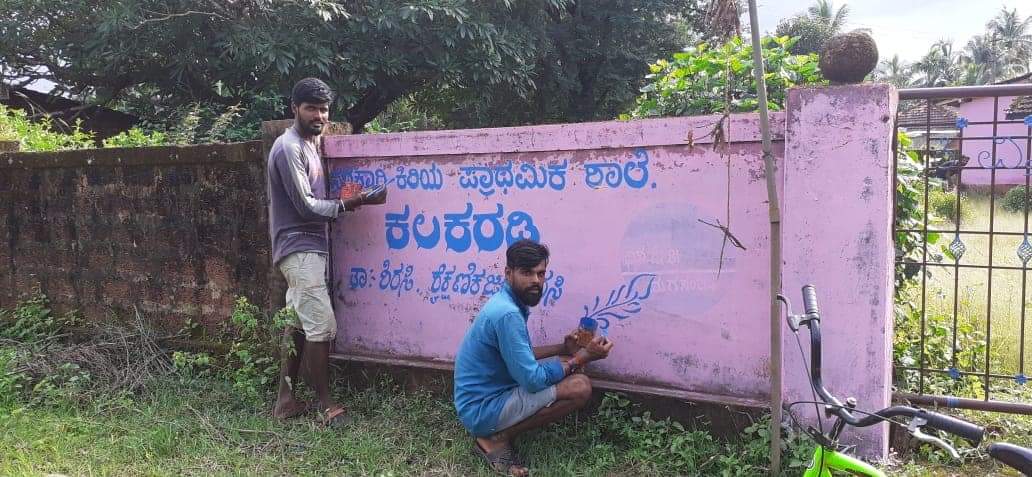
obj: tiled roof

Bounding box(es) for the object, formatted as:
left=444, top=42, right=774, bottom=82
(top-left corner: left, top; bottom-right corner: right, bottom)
left=1006, top=95, right=1032, bottom=120
left=897, top=101, right=958, bottom=128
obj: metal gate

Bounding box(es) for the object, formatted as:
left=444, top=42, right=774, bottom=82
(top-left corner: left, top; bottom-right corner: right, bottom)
left=893, top=83, right=1032, bottom=414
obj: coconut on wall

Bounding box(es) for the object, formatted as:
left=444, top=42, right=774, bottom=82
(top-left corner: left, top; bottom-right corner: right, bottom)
left=819, top=31, right=879, bottom=84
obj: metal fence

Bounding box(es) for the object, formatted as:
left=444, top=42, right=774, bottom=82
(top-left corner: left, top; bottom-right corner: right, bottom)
left=893, top=83, right=1032, bottom=414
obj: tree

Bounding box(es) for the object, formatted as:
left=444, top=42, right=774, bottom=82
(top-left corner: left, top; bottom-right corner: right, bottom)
left=986, top=7, right=1032, bottom=75
left=912, top=40, right=961, bottom=87
left=807, top=0, right=850, bottom=33
left=627, top=36, right=824, bottom=119
left=959, top=34, right=1009, bottom=84
left=774, top=0, right=850, bottom=55
left=420, top=0, right=705, bottom=128
left=0, top=1, right=583, bottom=132
left=875, top=54, right=914, bottom=88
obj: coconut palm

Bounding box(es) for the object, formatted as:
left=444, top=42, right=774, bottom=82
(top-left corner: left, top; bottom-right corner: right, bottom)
left=807, top=0, right=850, bottom=33
left=959, top=34, right=1010, bottom=84
left=876, top=54, right=915, bottom=88
left=986, top=7, right=1032, bottom=74
left=913, top=40, right=961, bottom=87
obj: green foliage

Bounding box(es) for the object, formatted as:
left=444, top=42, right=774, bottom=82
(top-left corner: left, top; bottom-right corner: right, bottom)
left=422, top=0, right=706, bottom=128
left=895, top=132, right=942, bottom=291
left=0, top=105, right=94, bottom=152
left=928, top=189, right=971, bottom=223
left=894, top=303, right=994, bottom=396
left=595, top=393, right=812, bottom=475
left=218, top=297, right=291, bottom=402
left=171, top=351, right=212, bottom=377
left=1001, top=185, right=1032, bottom=213
left=364, top=95, right=447, bottom=133
left=0, top=0, right=613, bottom=131
left=0, top=348, right=26, bottom=407
left=775, top=15, right=835, bottom=55
left=124, top=96, right=276, bottom=145
left=101, top=128, right=168, bottom=148
left=626, top=36, right=825, bottom=119
left=0, top=292, right=58, bottom=343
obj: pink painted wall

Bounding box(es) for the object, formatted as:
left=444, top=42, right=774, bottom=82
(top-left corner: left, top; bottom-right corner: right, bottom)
left=958, top=95, right=1031, bottom=186
left=323, top=115, right=784, bottom=406
left=321, top=84, right=896, bottom=457
left=783, top=84, right=897, bottom=457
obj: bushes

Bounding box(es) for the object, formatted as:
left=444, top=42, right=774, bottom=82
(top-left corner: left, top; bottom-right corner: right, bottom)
left=1002, top=186, right=1032, bottom=213
left=928, top=189, right=970, bottom=222
left=625, top=35, right=824, bottom=119
left=0, top=104, right=94, bottom=152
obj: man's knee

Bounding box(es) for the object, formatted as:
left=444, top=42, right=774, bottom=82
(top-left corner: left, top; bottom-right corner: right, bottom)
left=567, top=373, right=592, bottom=403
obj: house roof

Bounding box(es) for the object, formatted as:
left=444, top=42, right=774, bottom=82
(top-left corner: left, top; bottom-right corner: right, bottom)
left=997, top=72, right=1032, bottom=85
left=1006, top=94, right=1032, bottom=120
left=1, top=87, right=138, bottom=140
left=897, top=101, right=958, bottom=128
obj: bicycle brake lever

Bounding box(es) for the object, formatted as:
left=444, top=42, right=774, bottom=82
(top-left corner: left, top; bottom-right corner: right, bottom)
left=777, top=295, right=804, bottom=332
left=909, top=417, right=961, bottom=460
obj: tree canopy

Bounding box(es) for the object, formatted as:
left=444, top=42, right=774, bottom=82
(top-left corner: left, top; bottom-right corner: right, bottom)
left=1, top=0, right=704, bottom=132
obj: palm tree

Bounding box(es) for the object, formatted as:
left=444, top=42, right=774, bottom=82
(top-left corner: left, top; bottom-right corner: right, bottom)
left=986, top=7, right=1032, bottom=74
left=913, top=40, right=961, bottom=87
left=807, top=0, right=850, bottom=33
left=960, top=34, right=1008, bottom=84
left=876, top=54, right=914, bottom=88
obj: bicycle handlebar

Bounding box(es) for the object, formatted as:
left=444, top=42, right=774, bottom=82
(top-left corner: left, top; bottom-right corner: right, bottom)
left=784, top=285, right=984, bottom=445
left=802, top=284, right=820, bottom=318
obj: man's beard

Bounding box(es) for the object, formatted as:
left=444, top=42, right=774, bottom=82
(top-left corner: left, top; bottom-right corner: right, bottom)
left=516, top=286, right=543, bottom=307
left=299, top=119, right=324, bottom=136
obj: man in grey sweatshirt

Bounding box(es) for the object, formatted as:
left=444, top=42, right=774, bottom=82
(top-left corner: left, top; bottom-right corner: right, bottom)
left=267, top=78, right=386, bottom=425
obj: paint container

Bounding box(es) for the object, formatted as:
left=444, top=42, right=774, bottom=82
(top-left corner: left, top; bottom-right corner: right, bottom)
left=575, top=317, right=598, bottom=348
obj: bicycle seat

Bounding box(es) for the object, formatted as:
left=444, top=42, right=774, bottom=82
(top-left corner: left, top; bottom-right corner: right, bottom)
left=988, top=442, right=1032, bottom=475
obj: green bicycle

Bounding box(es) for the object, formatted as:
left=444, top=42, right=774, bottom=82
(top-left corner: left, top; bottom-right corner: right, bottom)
left=779, top=285, right=986, bottom=476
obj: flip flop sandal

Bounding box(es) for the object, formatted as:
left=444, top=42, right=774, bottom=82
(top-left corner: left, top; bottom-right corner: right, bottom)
left=321, top=406, right=352, bottom=428
left=472, top=440, right=528, bottom=476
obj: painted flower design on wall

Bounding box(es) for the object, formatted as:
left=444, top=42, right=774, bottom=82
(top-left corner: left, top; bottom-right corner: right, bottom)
left=581, top=273, right=657, bottom=329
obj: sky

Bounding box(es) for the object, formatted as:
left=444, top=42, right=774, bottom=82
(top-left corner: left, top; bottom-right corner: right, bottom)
left=754, top=0, right=1027, bottom=63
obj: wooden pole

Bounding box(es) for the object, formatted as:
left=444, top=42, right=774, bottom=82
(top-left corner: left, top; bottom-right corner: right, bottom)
left=744, top=1, right=784, bottom=474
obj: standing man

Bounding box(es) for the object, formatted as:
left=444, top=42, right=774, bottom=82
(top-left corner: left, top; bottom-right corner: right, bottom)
left=267, top=77, right=386, bottom=426
left=454, top=240, right=614, bottom=476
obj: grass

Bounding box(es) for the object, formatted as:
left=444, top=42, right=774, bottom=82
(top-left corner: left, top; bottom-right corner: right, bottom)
left=0, top=335, right=817, bottom=477
left=914, top=189, right=1032, bottom=386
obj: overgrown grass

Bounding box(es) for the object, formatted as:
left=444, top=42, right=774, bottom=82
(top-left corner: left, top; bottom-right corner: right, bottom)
left=0, top=353, right=819, bottom=476
left=914, top=190, right=1032, bottom=388
left=0, top=295, right=823, bottom=476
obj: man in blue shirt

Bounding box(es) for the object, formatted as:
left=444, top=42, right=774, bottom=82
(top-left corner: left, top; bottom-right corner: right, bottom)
left=454, top=240, right=614, bottom=476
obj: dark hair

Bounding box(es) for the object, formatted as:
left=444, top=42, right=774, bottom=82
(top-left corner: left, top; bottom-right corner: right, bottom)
left=506, top=239, right=549, bottom=270
left=291, top=77, right=334, bottom=105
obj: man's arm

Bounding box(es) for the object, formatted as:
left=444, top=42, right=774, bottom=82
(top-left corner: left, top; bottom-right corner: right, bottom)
left=532, top=344, right=566, bottom=360
left=532, top=330, right=579, bottom=359
left=275, top=144, right=341, bottom=220
left=496, top=314, right=564, bottom=392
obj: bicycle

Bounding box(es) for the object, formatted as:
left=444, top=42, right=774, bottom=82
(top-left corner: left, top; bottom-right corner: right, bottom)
left=778, top=285, right=986, bottom=476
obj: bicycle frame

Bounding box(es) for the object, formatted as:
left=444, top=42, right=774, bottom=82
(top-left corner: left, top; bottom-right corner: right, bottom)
left=802, top=446, right=886, bottom=477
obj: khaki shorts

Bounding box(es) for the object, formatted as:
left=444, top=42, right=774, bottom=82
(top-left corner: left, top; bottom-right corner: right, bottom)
left=278, top=252, right=337, bottom=342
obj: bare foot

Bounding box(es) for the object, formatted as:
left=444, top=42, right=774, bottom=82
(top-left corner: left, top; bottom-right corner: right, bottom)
left=273, top=398, right=309, bottom=419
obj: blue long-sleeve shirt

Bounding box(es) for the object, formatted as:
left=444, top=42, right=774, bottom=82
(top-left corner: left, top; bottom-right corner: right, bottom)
left=453, top=284, right=565, bottom=437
